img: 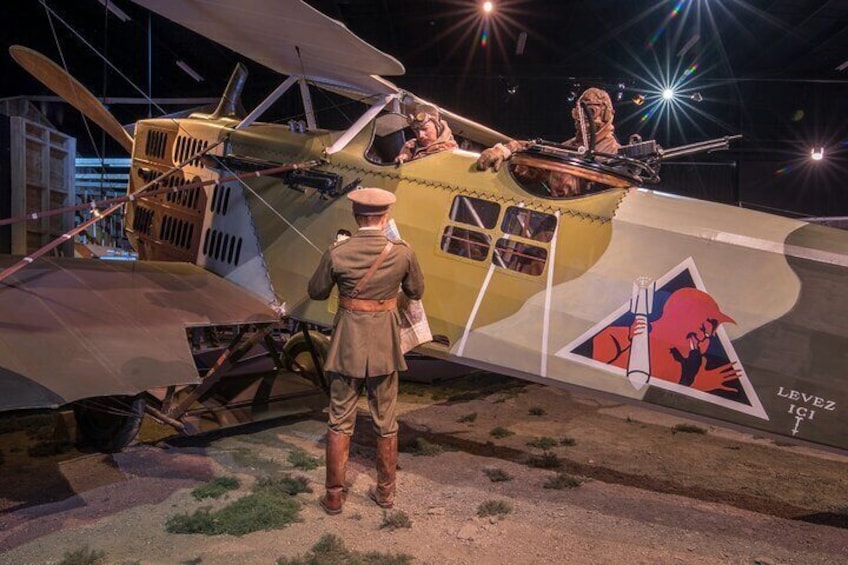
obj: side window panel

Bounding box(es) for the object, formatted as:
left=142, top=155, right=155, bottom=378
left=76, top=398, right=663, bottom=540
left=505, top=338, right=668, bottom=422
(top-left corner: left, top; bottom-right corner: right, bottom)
left=449, top=196, right=500, bottom=230
left=501, top=207, right=557, bottom=242
left=441, top=227, right=491, bottom=262
left=493, top=238, right=548, bottom=276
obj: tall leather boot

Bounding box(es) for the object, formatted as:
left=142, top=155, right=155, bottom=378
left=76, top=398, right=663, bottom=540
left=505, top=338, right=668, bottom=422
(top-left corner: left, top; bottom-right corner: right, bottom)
left=369, top=435, right=398, bottom=508
left=319, top=428, right=350, bottom=515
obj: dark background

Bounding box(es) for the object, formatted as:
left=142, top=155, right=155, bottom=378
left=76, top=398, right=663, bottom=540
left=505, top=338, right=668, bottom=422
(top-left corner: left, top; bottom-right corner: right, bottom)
left=1, top=0, right=846, bottom=217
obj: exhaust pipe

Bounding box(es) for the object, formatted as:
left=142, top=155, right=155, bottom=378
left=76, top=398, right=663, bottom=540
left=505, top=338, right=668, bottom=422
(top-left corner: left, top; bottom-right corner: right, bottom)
left=211, top=63, right=248, bottom=119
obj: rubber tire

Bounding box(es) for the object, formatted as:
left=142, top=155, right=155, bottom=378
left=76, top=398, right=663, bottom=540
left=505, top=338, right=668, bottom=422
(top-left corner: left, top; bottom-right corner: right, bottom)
left=73, top=395, right=145, bottom=453
left=282, top=331, right=331, bottom=395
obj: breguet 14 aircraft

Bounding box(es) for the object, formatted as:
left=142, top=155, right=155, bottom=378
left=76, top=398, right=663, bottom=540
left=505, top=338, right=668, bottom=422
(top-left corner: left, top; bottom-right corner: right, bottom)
left=2, top=0, right=846, bottom=455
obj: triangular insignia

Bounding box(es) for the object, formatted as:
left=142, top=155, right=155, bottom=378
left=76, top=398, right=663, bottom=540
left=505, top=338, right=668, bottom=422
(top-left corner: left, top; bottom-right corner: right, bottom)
left=556, top=257, right=768, bottom=420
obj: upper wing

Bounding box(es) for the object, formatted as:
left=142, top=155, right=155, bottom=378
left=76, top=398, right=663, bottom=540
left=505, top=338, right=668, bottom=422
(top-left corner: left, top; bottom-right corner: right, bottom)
left=0, top=257, right=278, bottom=411
left=131, top=0, right=512, bottom=146
left=131, top=0, right=403, bottom=96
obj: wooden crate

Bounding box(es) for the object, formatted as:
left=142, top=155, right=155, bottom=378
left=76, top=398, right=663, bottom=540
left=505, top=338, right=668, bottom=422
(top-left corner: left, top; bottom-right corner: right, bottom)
left=9, top=117, right=76, bottom=256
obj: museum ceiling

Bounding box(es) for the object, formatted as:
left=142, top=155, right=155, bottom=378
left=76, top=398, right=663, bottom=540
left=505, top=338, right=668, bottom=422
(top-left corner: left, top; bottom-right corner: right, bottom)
left=0, top=0, right=845, bottom=155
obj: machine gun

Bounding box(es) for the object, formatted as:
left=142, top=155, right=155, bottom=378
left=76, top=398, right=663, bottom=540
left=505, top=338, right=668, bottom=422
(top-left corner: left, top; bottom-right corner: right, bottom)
left=520, top=134, right=742, bottom=187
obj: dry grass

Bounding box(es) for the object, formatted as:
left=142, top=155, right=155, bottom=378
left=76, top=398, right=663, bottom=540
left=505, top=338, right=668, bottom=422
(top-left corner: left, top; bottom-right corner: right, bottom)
left=489, top=427, right=514, bottom=439
left=477, top=500, right=512, bottom=518
left=404, top=437, right=444, bottom=456
left=59, top=546, right=106, bottom=565
left=543, top=473, right=584, bottom=490
left=277, top=533, right=413, bottom=565
left=483, top=467, right=513, bottom=482
left=527, top=452, right=561, bottom=469
left=672, top=423, right=707, bottom=435
left=526, top=437, right=558, bottom=450
left=380, top=509, right=412, bottom=530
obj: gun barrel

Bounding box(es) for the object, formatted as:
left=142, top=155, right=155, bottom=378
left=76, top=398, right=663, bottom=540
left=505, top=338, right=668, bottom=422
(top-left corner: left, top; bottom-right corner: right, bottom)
left=660, top=134, right=742, bottom=160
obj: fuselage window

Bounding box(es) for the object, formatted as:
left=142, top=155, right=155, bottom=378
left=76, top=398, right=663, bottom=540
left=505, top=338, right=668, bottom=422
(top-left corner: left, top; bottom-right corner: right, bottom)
left=441, top=226, right=491, bottom=262
left=501, top=207, right=557, bottom=243
left=449, top=196, right=500, bottom=230
left=493, top=238, right=548, bottom=276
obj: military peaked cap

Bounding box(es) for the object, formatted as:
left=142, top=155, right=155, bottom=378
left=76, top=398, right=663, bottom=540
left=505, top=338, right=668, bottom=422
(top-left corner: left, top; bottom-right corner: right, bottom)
left=348, top=187, right=396, bottom=216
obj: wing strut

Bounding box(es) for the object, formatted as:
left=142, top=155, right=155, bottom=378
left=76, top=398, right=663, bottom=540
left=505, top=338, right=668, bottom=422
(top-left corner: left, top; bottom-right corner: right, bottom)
left=236, top=75, right=299, bottom=130
left=325, top=93, right=397, bottom=155
left=299, top=78, right=317, bottom=130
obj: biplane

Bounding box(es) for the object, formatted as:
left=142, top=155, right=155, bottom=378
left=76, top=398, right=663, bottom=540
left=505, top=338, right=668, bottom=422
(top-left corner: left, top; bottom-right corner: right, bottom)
left=1, top=0, right=846, bottom=456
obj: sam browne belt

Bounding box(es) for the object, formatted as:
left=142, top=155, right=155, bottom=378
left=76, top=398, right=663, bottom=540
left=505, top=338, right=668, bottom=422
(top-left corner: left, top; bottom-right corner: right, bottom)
left=339, top=240, right=397, bottom=313
left=339, top=296, right=398, bottom=312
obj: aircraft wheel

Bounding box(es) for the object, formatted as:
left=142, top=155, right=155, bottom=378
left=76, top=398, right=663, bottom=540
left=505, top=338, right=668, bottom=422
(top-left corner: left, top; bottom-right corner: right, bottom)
left=73, top=395, right=146, bottom=453
left=283, top=331, right=330, bottom=395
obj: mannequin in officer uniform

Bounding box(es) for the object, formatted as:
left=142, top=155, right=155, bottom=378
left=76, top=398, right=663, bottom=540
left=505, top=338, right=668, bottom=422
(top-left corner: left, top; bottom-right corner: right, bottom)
left=308, top=187, right=425, bottom=514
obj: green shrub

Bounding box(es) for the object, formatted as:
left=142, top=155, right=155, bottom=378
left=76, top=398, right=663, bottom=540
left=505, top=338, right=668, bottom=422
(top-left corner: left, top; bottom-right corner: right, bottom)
left=287, top=448, right=322, bottom=470
left=528, top=406, right=546, bottom=416
left=254, top=475, right=312, bottom=496
left=457, top=412, right=477, bottom=423
left=191, top=477, right=240, bottom=500
left=167, top=475, right=304, bottom=536
left=559, top=436, right=576, bottom=446
left=166, top=492, right=300, bottom=536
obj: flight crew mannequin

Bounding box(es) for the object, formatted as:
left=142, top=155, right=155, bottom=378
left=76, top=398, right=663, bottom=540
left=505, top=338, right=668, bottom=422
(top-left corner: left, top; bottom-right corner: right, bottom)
left=308, top=187, right=425, bottom=514
left=476, top=87, right=621, bottom=196
left=395, top=103, right=458, bottom=164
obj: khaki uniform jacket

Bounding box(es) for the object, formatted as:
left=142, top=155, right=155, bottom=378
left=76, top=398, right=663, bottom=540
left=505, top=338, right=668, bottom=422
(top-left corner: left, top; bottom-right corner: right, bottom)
left=308, top=230, right=425, bottom=378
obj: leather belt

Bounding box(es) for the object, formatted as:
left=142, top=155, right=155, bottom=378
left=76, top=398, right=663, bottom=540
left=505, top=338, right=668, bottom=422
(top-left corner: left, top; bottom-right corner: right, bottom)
left=339, top=296, right=398, bottom=312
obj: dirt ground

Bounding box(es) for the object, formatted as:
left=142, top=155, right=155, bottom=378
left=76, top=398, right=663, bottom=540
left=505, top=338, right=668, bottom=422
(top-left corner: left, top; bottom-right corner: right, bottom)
left=1, top=374, right=847, bottom=565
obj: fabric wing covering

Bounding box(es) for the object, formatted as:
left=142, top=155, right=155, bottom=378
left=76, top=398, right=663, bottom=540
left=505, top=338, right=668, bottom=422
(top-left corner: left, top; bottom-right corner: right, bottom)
left=131, top=0, right=404, bottom=95
left=0, top=257, right=278, bottom=411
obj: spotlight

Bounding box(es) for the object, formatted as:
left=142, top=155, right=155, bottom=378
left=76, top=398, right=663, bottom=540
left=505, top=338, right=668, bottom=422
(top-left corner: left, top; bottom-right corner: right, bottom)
left=811, top=148, right=824, bottom=161
left=632, top=93, right=646, bottom=106
left=662, top=88, right=675, bottom=101
left=482, top=1, right=494, bottom=14
left=690, top=92, right=703, bottom=103
left=566, top=91, right=577, bottom=103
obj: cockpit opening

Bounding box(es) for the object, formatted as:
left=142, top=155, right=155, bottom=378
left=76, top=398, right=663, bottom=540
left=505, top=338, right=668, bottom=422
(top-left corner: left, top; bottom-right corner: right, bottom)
left=365, top=112, right=409, bottom=165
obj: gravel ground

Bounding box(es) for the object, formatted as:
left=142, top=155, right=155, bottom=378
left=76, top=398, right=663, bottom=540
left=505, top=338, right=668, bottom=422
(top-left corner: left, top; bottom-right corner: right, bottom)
left=1, top=380, right=847, bottom=565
